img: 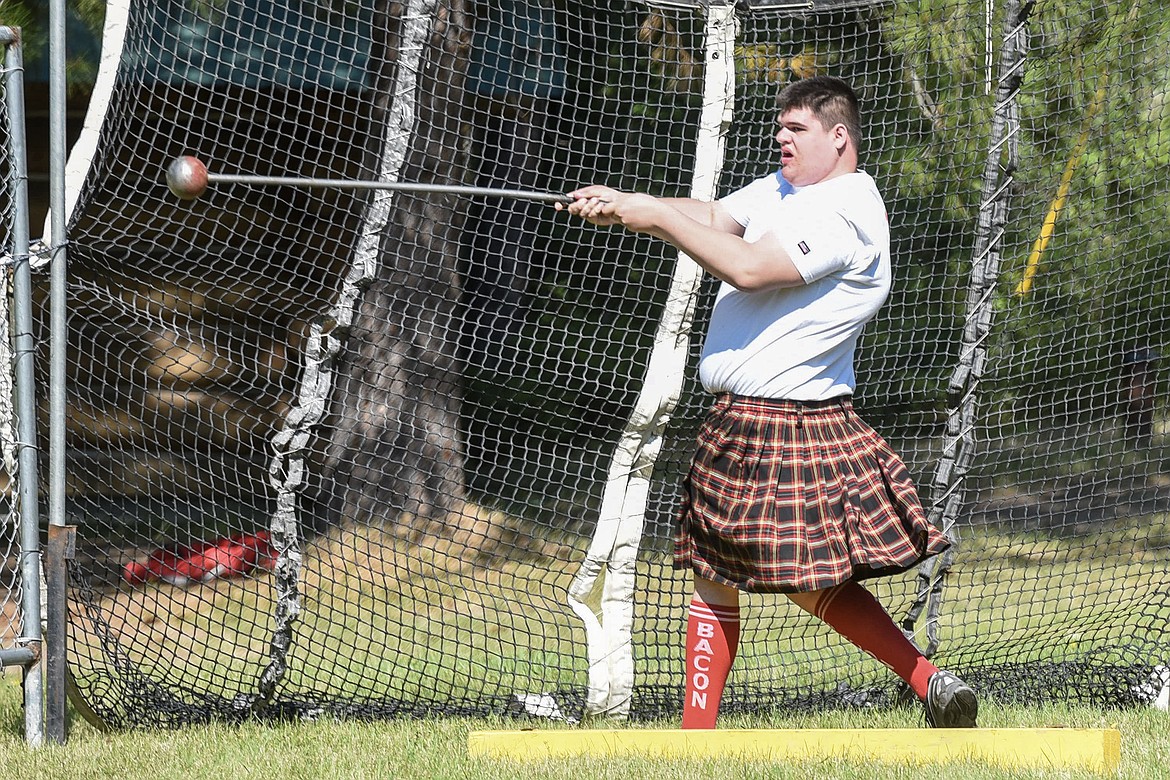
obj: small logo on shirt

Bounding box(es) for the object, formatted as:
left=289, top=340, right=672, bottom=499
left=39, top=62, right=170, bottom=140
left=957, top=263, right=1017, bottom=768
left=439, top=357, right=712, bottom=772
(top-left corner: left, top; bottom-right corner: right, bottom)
left=797, top=241, right=811, bottom=255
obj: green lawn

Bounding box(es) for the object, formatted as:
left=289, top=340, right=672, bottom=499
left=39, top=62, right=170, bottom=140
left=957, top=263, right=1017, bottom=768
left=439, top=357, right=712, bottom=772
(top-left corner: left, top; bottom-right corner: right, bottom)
left=60, top=506, right=1170, bottom=728
left=1, top=673, right=1166, bottom=779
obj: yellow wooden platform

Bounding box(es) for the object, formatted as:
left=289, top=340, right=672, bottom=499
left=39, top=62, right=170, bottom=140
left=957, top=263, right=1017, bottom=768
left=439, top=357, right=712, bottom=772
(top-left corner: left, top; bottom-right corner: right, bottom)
left=468, top=727, right=1121, bottom=773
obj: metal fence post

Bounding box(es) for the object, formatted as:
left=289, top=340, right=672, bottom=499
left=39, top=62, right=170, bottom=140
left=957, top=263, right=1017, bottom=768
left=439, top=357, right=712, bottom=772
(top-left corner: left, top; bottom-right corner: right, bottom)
left=46, top=0, right=73, bottom=745
left=0, top=24, right=46, bottom=748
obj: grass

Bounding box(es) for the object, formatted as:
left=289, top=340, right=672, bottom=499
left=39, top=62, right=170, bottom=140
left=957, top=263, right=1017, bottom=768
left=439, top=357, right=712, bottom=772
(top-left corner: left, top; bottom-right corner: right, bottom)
left=42, top=497, right=1170, bottom=776
left=61, top=504, right=1170, bottom=723
left=7, top=529, right=1169, bottom=777
left=68, top=512, right=596, bottom=709
left=1, top=673, right=1167, bottom=779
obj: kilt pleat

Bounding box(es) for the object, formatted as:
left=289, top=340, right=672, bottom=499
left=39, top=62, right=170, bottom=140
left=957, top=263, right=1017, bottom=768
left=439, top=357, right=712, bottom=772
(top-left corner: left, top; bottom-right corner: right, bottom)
left=674, top=393, right=950, bottom=593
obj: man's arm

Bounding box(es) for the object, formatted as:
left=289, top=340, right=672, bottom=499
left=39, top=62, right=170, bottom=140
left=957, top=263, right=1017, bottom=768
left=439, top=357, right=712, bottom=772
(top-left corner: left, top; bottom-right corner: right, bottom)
left=558, top=186, right=805, bottom=292
left=657, top=197, right=743, bottom=234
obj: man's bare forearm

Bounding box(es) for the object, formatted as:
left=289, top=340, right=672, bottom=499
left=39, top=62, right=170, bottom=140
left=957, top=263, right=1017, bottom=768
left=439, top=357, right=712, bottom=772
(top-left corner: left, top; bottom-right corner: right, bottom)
left=660, top=198, right=741, bottom=234
left=650, top=207, right=803, bottom=292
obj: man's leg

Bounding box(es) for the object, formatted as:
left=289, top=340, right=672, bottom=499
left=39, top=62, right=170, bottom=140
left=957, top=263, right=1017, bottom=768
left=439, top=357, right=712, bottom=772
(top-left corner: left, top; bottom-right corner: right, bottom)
left=787, top=581, right=977, bottom=727
left=682, top=576, right=740, bottom=729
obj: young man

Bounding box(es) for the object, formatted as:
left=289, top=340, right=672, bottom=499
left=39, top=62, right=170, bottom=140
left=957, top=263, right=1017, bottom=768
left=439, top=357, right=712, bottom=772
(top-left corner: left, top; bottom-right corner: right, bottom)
left=558, top=76, right=978, bottom=729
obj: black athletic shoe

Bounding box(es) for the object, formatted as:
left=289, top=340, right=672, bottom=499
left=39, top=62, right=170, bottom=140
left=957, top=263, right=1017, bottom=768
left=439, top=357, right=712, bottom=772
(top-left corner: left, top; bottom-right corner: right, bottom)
left=924, top=670, right=978, bottom=728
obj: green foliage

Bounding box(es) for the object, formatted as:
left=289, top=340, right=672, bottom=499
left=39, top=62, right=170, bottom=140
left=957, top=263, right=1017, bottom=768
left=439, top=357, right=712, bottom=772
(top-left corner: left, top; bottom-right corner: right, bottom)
left=3, top=0, right=105, bottom=93
left=0, top=1, right=40, bottom=42
left=991, top=0, right=1170, bottom=428
left=847, top=0, right=1170, bottom=445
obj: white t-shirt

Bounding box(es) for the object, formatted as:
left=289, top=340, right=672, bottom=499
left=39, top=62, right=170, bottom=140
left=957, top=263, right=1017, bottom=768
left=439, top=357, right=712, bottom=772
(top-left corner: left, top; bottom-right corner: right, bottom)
left=697, top=170, right=890, bottom=400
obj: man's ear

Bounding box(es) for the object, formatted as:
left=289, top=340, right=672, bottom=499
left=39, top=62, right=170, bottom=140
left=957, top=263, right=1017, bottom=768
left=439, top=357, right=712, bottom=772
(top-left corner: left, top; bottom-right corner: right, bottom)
left=833, top=123, right=849, bottom=152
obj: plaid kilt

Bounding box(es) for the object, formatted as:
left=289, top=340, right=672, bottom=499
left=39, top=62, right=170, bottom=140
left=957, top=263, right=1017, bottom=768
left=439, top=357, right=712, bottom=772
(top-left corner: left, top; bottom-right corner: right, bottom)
left=674, top=394, right=949, bottom=593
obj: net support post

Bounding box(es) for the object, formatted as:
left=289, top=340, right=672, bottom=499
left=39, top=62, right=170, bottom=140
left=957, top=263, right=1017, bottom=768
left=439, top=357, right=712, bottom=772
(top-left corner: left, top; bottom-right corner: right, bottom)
left=253, top=0, right=439, bottom=711
left=45, top=0, right=72, bottom=747
left=43, top=524, right=76, bottom=743
left=2, top=24, right=47, bottom=749
left=567, top=0, right=737, bottom=719
left=904, top=0, right=1032, bottom=655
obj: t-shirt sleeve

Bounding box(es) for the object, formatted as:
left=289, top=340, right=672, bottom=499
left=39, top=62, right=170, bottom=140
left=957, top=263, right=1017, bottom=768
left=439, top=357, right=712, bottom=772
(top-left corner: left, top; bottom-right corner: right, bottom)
left=718, top=173, right=871, bottom=285
left=718, top=175, right=778, bottom=227
left=771, top=207, right=858, bottom=284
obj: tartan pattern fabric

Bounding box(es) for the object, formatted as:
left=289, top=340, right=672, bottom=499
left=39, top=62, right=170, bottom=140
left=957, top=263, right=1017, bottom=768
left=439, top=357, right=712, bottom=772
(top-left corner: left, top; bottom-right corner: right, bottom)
left=674, top=394, right=949, bottom=593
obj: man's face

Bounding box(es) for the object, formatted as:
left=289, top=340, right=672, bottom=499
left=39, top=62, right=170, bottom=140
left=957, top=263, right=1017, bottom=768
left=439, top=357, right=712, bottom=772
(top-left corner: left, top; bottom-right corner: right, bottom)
left=774, top=106, right=844, bottom=187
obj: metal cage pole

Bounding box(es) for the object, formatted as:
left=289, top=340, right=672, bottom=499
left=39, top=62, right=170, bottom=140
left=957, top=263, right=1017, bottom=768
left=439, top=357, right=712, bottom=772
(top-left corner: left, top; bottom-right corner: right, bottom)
left=46, top=0, right=75, bottom=746
left=0, top=26, right=46, bottom=748
left=567, top=0, right=738, bottom=720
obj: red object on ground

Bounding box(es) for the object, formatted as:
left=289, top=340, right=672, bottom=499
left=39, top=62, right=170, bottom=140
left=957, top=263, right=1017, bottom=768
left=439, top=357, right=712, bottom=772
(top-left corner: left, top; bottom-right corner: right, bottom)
left=122, top=531, right=277, bottom=587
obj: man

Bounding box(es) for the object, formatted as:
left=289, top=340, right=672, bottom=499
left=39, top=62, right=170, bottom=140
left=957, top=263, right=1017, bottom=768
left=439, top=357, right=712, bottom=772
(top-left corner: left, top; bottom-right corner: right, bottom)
left=558, top=76, right=978, bottom=729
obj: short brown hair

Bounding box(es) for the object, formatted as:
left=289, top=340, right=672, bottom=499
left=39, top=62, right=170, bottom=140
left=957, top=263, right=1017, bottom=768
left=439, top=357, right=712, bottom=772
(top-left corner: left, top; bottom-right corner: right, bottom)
left=777, top=76, right=863, bottom=151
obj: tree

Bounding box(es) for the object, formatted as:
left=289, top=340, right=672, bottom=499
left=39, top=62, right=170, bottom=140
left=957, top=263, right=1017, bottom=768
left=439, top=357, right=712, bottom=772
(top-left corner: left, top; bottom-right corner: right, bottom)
left=314, top=0, right=474, bottom=537
left=5, top=0, right=106, bottom=93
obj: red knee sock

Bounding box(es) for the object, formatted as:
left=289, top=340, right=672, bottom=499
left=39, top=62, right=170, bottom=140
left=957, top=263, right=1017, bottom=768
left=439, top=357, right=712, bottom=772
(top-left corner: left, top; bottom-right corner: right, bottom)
left=681, top=597, right=740, bottom=729
left=813, top=582, right=938, bottom=700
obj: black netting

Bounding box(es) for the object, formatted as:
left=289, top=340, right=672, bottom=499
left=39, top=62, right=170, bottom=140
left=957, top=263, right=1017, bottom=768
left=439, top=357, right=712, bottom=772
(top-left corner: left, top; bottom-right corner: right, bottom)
left=39, top=0, right=1170, bottom=728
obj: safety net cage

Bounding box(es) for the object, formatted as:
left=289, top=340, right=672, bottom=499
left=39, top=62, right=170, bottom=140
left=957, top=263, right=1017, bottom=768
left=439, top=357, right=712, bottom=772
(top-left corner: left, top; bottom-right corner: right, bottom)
left=33, top=0, right=1170, bottom=728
